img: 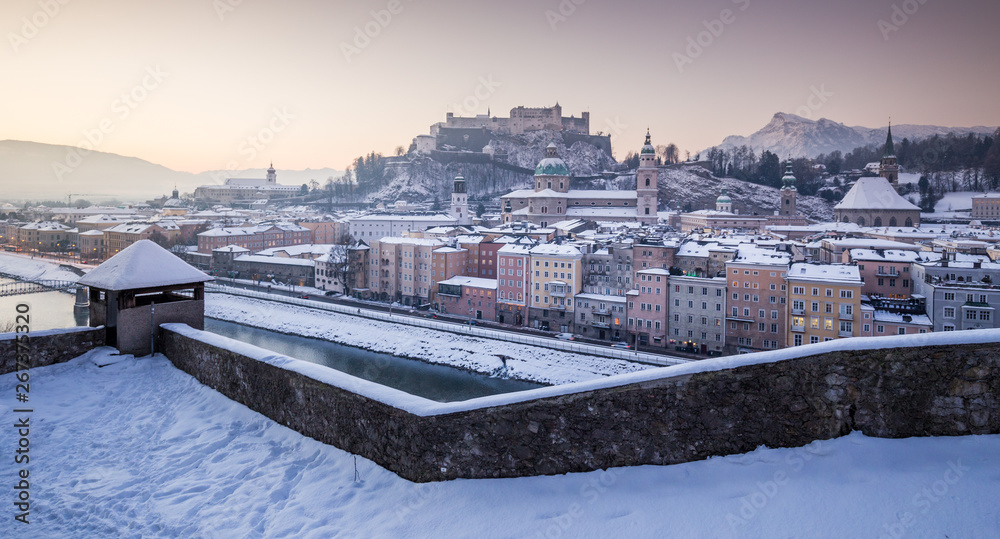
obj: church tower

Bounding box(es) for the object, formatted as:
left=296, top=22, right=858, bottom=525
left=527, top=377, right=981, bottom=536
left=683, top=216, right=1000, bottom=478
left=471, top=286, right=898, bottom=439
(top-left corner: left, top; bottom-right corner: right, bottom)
left=780, top=160, right=797, bottom=217
left=266, top=162, right=277, bottom=185
left=636, top=130, right=658, bottom=225
left=450, top=171, right=471, bottom=225
left=880, top=122, right=899, bottom=187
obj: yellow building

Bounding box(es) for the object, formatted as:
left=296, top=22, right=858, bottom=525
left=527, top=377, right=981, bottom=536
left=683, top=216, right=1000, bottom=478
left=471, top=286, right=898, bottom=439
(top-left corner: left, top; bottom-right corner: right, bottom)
left=527, top=243, right=583, bottom=333
left=787, top=263, right=863, bottom=347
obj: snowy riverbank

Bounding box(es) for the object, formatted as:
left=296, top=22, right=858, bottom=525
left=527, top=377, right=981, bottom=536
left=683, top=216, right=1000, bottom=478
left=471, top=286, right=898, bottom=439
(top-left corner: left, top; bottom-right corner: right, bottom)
left=0, top=252, right=83, bottom=282
left=206, top=293, right=651, bottom=385
left=3, top=350, right=998, bottom=538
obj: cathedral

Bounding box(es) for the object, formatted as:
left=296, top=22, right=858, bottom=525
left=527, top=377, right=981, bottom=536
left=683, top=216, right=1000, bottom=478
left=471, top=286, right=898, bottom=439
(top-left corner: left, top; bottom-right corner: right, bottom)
left=500, top=132, right=660, bottom=227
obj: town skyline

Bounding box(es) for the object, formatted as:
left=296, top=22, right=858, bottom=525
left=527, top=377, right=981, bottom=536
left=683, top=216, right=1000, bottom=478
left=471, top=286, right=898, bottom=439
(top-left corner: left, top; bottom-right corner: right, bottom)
left=3, top=0, right=998, bottom=173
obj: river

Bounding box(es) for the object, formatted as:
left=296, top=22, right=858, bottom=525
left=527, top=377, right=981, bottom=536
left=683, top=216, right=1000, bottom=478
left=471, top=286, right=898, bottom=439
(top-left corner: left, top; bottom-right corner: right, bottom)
left=0, top=277, right=88, bottom=330
left=0, top=277, right=541, bottom=401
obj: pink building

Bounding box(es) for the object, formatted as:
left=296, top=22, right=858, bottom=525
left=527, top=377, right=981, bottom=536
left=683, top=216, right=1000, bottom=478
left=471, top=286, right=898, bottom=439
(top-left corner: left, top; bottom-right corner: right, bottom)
left=431, top=246, right=468, bottom=306
left=437, top=276, right=498, bottom=321
left=496, top=238, right=535, bottom=326
left=844, top=248, right=918, bottom=298
left=627, top=268, right=669, bottom=347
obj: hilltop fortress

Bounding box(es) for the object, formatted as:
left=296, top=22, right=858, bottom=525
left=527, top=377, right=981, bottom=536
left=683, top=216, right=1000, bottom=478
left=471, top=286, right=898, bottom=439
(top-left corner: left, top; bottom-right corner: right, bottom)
left=414, top=103, right=605, bottom=155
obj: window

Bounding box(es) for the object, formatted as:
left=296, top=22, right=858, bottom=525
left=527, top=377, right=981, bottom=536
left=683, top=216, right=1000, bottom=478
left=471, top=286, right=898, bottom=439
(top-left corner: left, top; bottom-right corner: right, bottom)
left=944, top=292, right=955, bottom=301
left=840, top=290, right=853, bottom=299
left=943, top=307, right=955, bottom=318
left=943, top=324, right=954, bottom=331
left=794, top=334, right=803, bottom=346
left=793, top=286, right=804, bottom=295
left=812, top=288, right=819, bottom=296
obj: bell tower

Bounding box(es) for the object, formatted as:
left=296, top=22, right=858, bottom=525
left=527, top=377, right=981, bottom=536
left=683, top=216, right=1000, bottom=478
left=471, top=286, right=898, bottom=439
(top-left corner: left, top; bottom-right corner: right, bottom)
left=636, top=130, right=658, bottom=225
left=450, top=171, right=471, bottom=225
left=880, top=121, right=899, bottom=187
left=780, top=160, right=797, bottom=217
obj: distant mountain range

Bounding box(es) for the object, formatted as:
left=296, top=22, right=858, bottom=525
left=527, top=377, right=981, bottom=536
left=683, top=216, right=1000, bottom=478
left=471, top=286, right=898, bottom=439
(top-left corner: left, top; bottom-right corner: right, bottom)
left=712, top=112, right=997, bottom=159
left=0, top=140, right=342, bottom=202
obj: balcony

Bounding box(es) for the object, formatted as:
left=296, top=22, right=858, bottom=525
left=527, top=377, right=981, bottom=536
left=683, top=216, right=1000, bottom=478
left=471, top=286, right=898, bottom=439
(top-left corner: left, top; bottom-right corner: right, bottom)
left=839, top=312, right=853, bottom=321
left=591, top=320, right=610, bottom=329
left=594, top=307, right=611, bottom=315
left=550, top=288, right=568, bottom=298
left=838, top=330, right=853, bottom=338
left=791, top=324, right=805, bottom=333
left=792, top=307, right=804, bottom=315
left=875, top=269, right=900, bottom=277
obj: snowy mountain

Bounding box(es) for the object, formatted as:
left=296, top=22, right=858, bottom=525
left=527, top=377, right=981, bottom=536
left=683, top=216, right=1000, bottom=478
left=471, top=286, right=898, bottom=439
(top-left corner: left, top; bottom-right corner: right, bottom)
left=714, top=113, right=997, bottom=159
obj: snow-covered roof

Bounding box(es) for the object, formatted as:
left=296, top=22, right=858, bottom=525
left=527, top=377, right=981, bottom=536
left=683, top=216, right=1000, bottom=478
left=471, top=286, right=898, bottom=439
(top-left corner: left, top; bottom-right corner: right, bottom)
left=530, top=243, right=582, bottom=257
left=77, top=240, right=212, bottom=290
left=575, top=293, right=627, bottom=303
left=438, top=276, right=497, bottom=289
left=788, top=263, right=862, bottom=284
left=872, top=311, right=932, bottom=325
left=375, top=237, right=444, bottom=247
left=432, top=247, right=465, bottom=254
left=565, top=207, right=637, bottom=218
left=213, top=245, right=251, bottom=253
left=234, top=254, right=315, bottom=267
left=847, top=249, right=921, bottom=263
left=834, top=177, right=920, bottom=211
left=730, top=245, right=792, bottom=266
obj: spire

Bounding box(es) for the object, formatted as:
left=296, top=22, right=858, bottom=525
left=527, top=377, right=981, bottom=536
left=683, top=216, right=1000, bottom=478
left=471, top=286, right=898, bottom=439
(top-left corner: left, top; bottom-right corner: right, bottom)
left=644, top=128, right=651, bottom=146
left=883, top=120, right=895, bottom=157
left=781, top=159, right=797, bottom=189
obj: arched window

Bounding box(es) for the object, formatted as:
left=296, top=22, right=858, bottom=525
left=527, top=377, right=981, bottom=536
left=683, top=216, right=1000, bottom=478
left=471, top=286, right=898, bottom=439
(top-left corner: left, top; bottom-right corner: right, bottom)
left=842, top=216, right=849, bottom=223
left=874, top=217, right=882, bottom=227
left=645, top=178, right=650, bottom=186
left=889, top=217, right=897, bottom=227
left=857, top=217, right=866, bottom=227
left=904, top=217, right=913, bottom=227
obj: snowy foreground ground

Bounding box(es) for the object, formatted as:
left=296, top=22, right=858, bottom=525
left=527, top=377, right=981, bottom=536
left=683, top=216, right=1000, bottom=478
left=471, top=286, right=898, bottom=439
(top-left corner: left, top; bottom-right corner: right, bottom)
left=206, top=293, right=650, bottom=385
left=2, top=350, right=999, bottom=538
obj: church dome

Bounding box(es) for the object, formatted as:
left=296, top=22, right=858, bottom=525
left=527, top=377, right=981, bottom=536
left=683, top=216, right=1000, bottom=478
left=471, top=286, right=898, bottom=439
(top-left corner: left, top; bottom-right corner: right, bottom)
left=535, top=143, right=570, bottom=176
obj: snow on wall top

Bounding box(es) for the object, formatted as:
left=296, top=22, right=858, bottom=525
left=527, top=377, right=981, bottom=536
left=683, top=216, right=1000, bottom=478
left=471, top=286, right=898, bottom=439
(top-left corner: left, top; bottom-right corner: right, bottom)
left=77, top=240, right=213, bottom=291
left=161, top=322, right=1000, bottom=416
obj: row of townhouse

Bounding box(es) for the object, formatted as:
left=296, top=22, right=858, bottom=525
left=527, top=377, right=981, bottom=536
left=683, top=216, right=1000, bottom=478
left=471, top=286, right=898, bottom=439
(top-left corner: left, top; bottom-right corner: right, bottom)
left=338, top=228, right=1000, bottom=357
left=196, top=223, right=311, bottom=254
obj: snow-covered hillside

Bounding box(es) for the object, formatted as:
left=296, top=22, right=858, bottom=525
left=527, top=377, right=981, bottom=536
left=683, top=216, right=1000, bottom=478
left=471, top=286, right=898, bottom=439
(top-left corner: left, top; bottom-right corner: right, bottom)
left=367, top=130, right=616, bottom=204
left=4, top=349, right=998, bottom=538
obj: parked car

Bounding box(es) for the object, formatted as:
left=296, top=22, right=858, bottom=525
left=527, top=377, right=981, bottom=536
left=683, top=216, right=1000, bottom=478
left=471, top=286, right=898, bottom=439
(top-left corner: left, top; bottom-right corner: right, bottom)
left=555, top=333, right=575, bottom=341
left=300, top=294, right=310, bottom=299
left=611, top=342, right=631, bottom=349
left=324, top=290, right=337, bottom=296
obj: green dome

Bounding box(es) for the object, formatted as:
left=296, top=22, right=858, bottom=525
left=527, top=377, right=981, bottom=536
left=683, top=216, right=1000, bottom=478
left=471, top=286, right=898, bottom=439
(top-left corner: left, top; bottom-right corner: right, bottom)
left=535, top=157, right=570, bottom=176
left=716, top=187, right=732, bottom=204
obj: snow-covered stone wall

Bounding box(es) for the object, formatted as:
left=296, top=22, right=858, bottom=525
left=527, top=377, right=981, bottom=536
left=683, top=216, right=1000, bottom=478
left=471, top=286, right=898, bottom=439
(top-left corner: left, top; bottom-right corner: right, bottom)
left=160, top=324, right=1000, bottom=482
left=0, top=326, right=104, bottom=374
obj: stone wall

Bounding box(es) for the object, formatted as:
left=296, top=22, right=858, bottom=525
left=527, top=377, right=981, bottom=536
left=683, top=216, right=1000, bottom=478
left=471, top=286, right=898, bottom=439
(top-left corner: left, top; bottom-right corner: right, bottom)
left=0, top=326, right=105, bottom=374
left=160, top=325, right=1000, bottom=482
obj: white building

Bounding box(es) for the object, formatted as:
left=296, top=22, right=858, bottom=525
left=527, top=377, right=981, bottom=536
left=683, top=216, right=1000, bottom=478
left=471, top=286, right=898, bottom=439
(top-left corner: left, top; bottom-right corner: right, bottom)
left=348, top=214, right=458, bottom=240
